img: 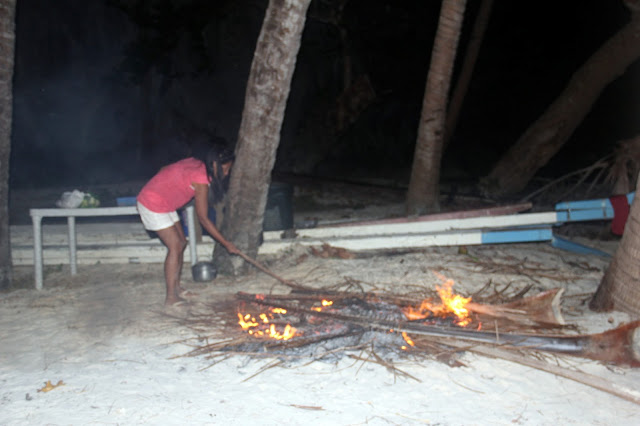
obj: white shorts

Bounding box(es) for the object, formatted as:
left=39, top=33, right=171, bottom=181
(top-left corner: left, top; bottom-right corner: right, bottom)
left=137, top=201, right=180, bottom=231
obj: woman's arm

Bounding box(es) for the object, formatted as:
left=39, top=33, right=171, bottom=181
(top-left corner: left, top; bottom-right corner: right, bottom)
left=193, top=183, right=240, bottom=254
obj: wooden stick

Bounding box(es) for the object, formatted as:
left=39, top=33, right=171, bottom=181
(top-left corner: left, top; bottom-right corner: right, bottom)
left=236, top=250, right=311, bottom=291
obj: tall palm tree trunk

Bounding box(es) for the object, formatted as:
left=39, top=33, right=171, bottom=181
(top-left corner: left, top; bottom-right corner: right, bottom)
left=406, top=0, right=467, bottom=215
left=215, top=0, right=312, bottom=275
left=590, top=176, right=640, bottom=315
left=0, top=0, right=16, bottom=290
left=443, top=0, right=493, bottom=149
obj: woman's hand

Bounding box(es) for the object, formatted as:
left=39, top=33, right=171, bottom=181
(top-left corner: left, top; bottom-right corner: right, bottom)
left=224, top=241, right=241, bottom=255
left=193, top=183, right=240, bottom=255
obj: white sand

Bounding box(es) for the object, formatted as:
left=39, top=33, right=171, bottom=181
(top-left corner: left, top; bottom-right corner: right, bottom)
left=1, top=242, right=640, bottom=425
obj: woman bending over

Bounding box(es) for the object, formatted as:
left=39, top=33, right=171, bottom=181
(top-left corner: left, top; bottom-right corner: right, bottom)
left=137, top=140, right=239, bottom=305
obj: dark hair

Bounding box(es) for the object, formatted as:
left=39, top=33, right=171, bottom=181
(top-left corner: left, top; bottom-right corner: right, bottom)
left=191, top=136, right=235, bottom=204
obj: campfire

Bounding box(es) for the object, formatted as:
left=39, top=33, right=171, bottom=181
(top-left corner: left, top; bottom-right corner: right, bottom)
left=235, top=274, right=476, bottom=348
left=170, top=252, right=640, bottom=405
left=177, top=271, right=640, bottom=370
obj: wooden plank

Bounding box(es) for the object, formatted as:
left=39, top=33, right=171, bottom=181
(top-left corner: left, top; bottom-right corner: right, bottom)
left=259, top=227, right=552, bottom=254
left=263, top=211, right=559, bottom=242
left=323, top=202, right=533, bottom=228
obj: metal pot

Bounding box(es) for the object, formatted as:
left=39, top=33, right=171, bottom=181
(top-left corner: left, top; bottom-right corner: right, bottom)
left=191, top=261, right=217, bottom=282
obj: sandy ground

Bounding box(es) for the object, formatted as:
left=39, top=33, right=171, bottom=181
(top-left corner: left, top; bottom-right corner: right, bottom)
left=1, top=237, right=640, bottom=425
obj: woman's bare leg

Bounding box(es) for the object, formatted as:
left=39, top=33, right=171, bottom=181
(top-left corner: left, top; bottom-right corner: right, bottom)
left=155, top=223, right=187, bottom=305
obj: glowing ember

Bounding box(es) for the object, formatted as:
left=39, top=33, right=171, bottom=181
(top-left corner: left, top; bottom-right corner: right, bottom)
left=237, top=308, right=298, bottom=340
left=402, top=273, right=472, bottom=326
left=311, top=299, right=334, bottom=312
left=401, top=331, right=415, bottom=350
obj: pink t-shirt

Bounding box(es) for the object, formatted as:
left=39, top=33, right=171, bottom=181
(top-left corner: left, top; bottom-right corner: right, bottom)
left=137, top=157, right=209, bottom=212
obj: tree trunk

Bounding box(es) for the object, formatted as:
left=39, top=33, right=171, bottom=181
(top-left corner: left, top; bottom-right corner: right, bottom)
left=215, top=0, right=312, bottom=275
left=443, top=0, right=493, bottom=149
left=406, top=0, right=467, bottom=215
left=0, top=0, right=16, bottom=290
left=482, top=4, right=640, bottom=198
left=590, top=174, right=640, bottom=315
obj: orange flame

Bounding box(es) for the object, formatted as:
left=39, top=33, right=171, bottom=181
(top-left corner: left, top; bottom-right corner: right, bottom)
left=400, top=331, right=415, bottom=350
left=237, top=308, right=298, bottom=340
left=402, top=273, right=472, bottom=326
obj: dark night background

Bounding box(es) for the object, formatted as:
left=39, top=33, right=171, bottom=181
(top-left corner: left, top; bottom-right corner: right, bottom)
left=8, top=0, right=640, bottom=194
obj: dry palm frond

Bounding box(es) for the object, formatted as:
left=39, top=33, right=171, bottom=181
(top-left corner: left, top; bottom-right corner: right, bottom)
left=521, top=156, right=612, bottom=203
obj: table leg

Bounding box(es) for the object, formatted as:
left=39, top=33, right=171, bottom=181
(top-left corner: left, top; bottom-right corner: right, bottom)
left=68, top=216, right=77, bottom=275
left=32, top=215, right=43, bottom=290
left=186, top=205, right=197, bottom=265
